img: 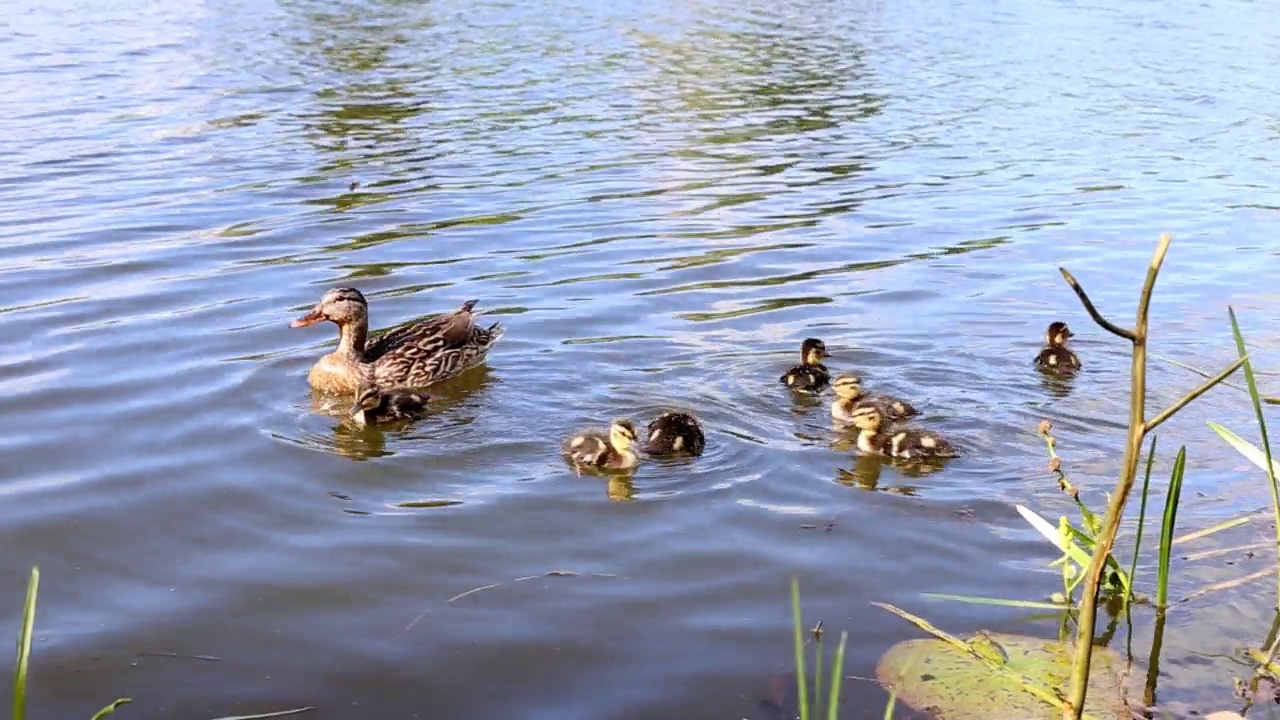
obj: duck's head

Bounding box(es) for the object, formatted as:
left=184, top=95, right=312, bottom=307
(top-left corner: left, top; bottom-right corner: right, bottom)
left=1046, top=321, right=1074, bottom=347
left=291, top=287, right=369, bottom=328
left=609, top=419, right=639, bottom=452
left=801, top=338, right=830, bottom=365
left=832, top=373, right=864, bottom=400
left=349, top=381, right=382, bottom=426
left=850, top=404, right=883, bottom=432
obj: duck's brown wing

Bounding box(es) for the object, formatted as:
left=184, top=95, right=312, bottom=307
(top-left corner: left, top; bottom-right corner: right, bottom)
left=364, top=300, right=478, bottom=362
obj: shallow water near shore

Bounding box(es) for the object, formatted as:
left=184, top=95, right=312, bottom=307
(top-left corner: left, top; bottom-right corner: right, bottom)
left=3, top=0, right=1280, bottom=717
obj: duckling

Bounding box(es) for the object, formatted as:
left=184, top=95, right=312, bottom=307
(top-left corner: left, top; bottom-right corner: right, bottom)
left=350, top=382, right=430, bottom=426
left=780, top=338, right=831, bottom=393
left=563, top=419, right=640, bottom=473
left=1034, top=321, right=1080, bottom=374
left=849, top=404, right=957, bottom=460
left=643, top=411, right=705, bottom=456
left=830, top=373, right=919, bottom=425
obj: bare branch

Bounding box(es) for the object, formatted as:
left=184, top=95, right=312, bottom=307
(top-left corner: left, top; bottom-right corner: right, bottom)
left=1133, top=233, right=1174, bottom=341
left=1058, top=267, right=1137, bottom=341
left=1145, top=355, right=1249, bottom=433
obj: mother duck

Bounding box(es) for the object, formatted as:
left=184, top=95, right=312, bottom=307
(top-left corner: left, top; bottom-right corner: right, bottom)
left=290, top=287, right=504, bottom=394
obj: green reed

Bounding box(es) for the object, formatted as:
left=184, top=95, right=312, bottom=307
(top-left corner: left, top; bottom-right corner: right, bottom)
left=12, top=567, right=37, bottom=720
left=790, top=579, right=848, bottom=720
left=1155, top=447, right=1186, bottom=609
left=1228, top=307, right=1280, bottom=608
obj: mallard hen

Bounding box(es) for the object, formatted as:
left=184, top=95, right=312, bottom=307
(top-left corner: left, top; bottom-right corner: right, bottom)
left=291, top=287, right=503, bottom=394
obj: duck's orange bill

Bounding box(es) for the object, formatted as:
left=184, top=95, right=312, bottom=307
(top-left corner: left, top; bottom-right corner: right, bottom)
left=290, top=309, right=325, bottom=328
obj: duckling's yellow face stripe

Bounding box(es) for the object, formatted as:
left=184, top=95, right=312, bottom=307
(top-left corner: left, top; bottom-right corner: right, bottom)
left=832, top=377, right=863, bottom=398
left=850, top=406, right=881, bottom=430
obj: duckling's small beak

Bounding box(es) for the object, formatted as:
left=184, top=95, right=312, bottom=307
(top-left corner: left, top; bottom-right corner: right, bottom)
left=1063, top=328, right=1075, bottom=338
left=290, top=308, right=326, bottom=328
left=350, top=406, right=367, bottom=426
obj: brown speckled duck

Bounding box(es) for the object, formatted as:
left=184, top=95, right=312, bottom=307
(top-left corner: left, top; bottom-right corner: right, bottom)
left=849, top=404, right=957, bottom=460
left=780, top=338, right=831, bottom=393
left=350, top=382, right=430, bottom=426
left=291, top=287, right=504, bottom=394
left=563, top=420, right=640, bottom=473
left=643, top=411, right=705, bottom=456
left=1034, top=321, right=1080, bottom=374
left=830, top=373, right=919, bottom=425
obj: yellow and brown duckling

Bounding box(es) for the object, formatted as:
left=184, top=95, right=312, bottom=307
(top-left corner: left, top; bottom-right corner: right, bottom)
left=830, top=373, right=919, bottom=425
left=291, top=287, right=504, bottom=395
left=350, top=382, right=430, bottom=426
left=643, top=411, right=705, bottom=456
left=563, top=419, right=640, bottom=473
left=849, top=404, right=957, bottom=460
left=1034, top=321, right=1080, bottom=374
left=780, top=338, right=831, bottom=393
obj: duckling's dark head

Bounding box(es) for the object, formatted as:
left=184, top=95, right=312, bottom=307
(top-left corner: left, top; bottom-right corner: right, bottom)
left=291, top=287, right=369, bottom=328
left=610, top=419, right=638, bottom=450
left=801, top=338, right=830, bottom=365
left=350, top=382, right=383, bottom=425
left=1046, top=321, right=1074, bottom=347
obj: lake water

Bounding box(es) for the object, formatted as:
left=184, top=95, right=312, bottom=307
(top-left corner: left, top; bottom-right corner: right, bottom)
left=3, top=0, right=1280, bottom=717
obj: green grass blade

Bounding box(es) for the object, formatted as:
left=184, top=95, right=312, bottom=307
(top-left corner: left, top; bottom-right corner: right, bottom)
left=920, top=592, right=1067, bottom=609
left=882, top=690, right=896, bottom=720
left=13, top=566, right=39, bottom=720
left=89, top=699, right=133, bottom=720
left=207, top=709, right=314, bottom=720
left=1173, top=515, right=1251, bottom=545
left=1229, top=306, right=1280, bottom=608
left=826, top=630, right=847, bottom=720
left=814, top=630, right=823, bottom=718
left=1127, top=435, right=1159, bottom=606
left=1156, top=447, right=1187, bottom=609
left=791, top=578, right=809, bottom=720
left=1208, top=422, right=1280, bottom=476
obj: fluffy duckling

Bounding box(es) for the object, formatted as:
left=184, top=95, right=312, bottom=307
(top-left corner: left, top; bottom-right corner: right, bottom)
left=563, top=419, right=640, bottom=473
left=643, top=411, right=705, bottom=456
left=780, top=338, right=831, bottom=393
left=1034, top=321, right=1080, bottom=374
left=830, top=373, right=919, bottom=425
left=350, top=382, right=430, bottom=426
left=849, top=404, right=957, bottom=460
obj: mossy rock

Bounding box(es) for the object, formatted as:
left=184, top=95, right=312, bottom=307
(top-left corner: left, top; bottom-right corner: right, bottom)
left=875, top=632, right=1135, bottom=719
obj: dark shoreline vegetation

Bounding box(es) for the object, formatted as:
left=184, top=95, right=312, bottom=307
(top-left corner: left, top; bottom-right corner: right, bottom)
left=8, top=235, right=1280, bottom=719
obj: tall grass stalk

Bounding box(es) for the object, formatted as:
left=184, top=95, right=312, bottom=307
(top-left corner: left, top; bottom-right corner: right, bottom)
left=789, top=579, right=847, bottom=720
left=1228, top=307, right=1280, bottom=608
left=12, top=567, right=38, bottom=720
left=1156, top=447, right=1187, bottom=609
left=791, top=579, right=809, bottom=720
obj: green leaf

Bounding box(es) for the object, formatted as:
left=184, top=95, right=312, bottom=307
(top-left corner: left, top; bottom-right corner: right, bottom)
left=1016, top=505, right=1093, bottom=568
left=876, top=632, right=1131, bottom=719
